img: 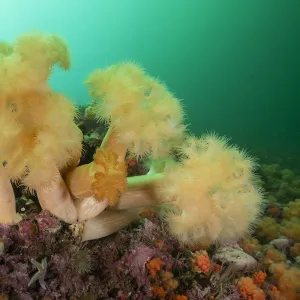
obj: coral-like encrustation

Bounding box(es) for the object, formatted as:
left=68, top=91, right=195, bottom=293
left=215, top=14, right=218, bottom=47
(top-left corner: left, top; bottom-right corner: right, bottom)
left=0, top=208, right=244, bottom=299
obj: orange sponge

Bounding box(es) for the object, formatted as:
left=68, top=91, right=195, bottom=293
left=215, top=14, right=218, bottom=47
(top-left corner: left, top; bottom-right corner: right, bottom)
left=236, top=277, right=265, bottom=300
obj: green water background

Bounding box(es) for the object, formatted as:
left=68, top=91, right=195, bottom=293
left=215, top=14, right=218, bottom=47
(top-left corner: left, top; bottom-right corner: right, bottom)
left=1, top=0, right=299, bottom=167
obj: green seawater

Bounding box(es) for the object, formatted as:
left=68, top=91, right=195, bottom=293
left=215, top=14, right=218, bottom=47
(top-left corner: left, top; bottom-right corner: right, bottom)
left=1, top=0, right=299, bottom=167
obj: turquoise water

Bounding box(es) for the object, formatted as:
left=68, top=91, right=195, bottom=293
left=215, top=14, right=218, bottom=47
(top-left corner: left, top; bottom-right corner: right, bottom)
left=1, top=0, right=299, bottom=166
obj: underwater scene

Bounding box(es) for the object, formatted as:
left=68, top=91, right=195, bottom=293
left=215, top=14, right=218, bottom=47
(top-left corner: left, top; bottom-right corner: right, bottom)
left=0, top=1, right=300, bottom=299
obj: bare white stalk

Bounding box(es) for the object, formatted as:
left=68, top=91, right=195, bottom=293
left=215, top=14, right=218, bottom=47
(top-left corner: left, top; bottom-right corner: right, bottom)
left=113, top=187, right=160, bottom=210
left=81, top=208, right=141, bottom=241
left=112, top=173, right=164, bottom=210
left=75, top=196, right=108, bottom=222
left=0, top=165, right=21, bottom=224
left=36, top=172, right=77, bottom=224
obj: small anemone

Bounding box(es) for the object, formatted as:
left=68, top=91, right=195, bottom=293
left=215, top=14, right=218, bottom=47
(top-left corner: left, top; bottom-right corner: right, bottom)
left=71, top=247, right=92, bottom=274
